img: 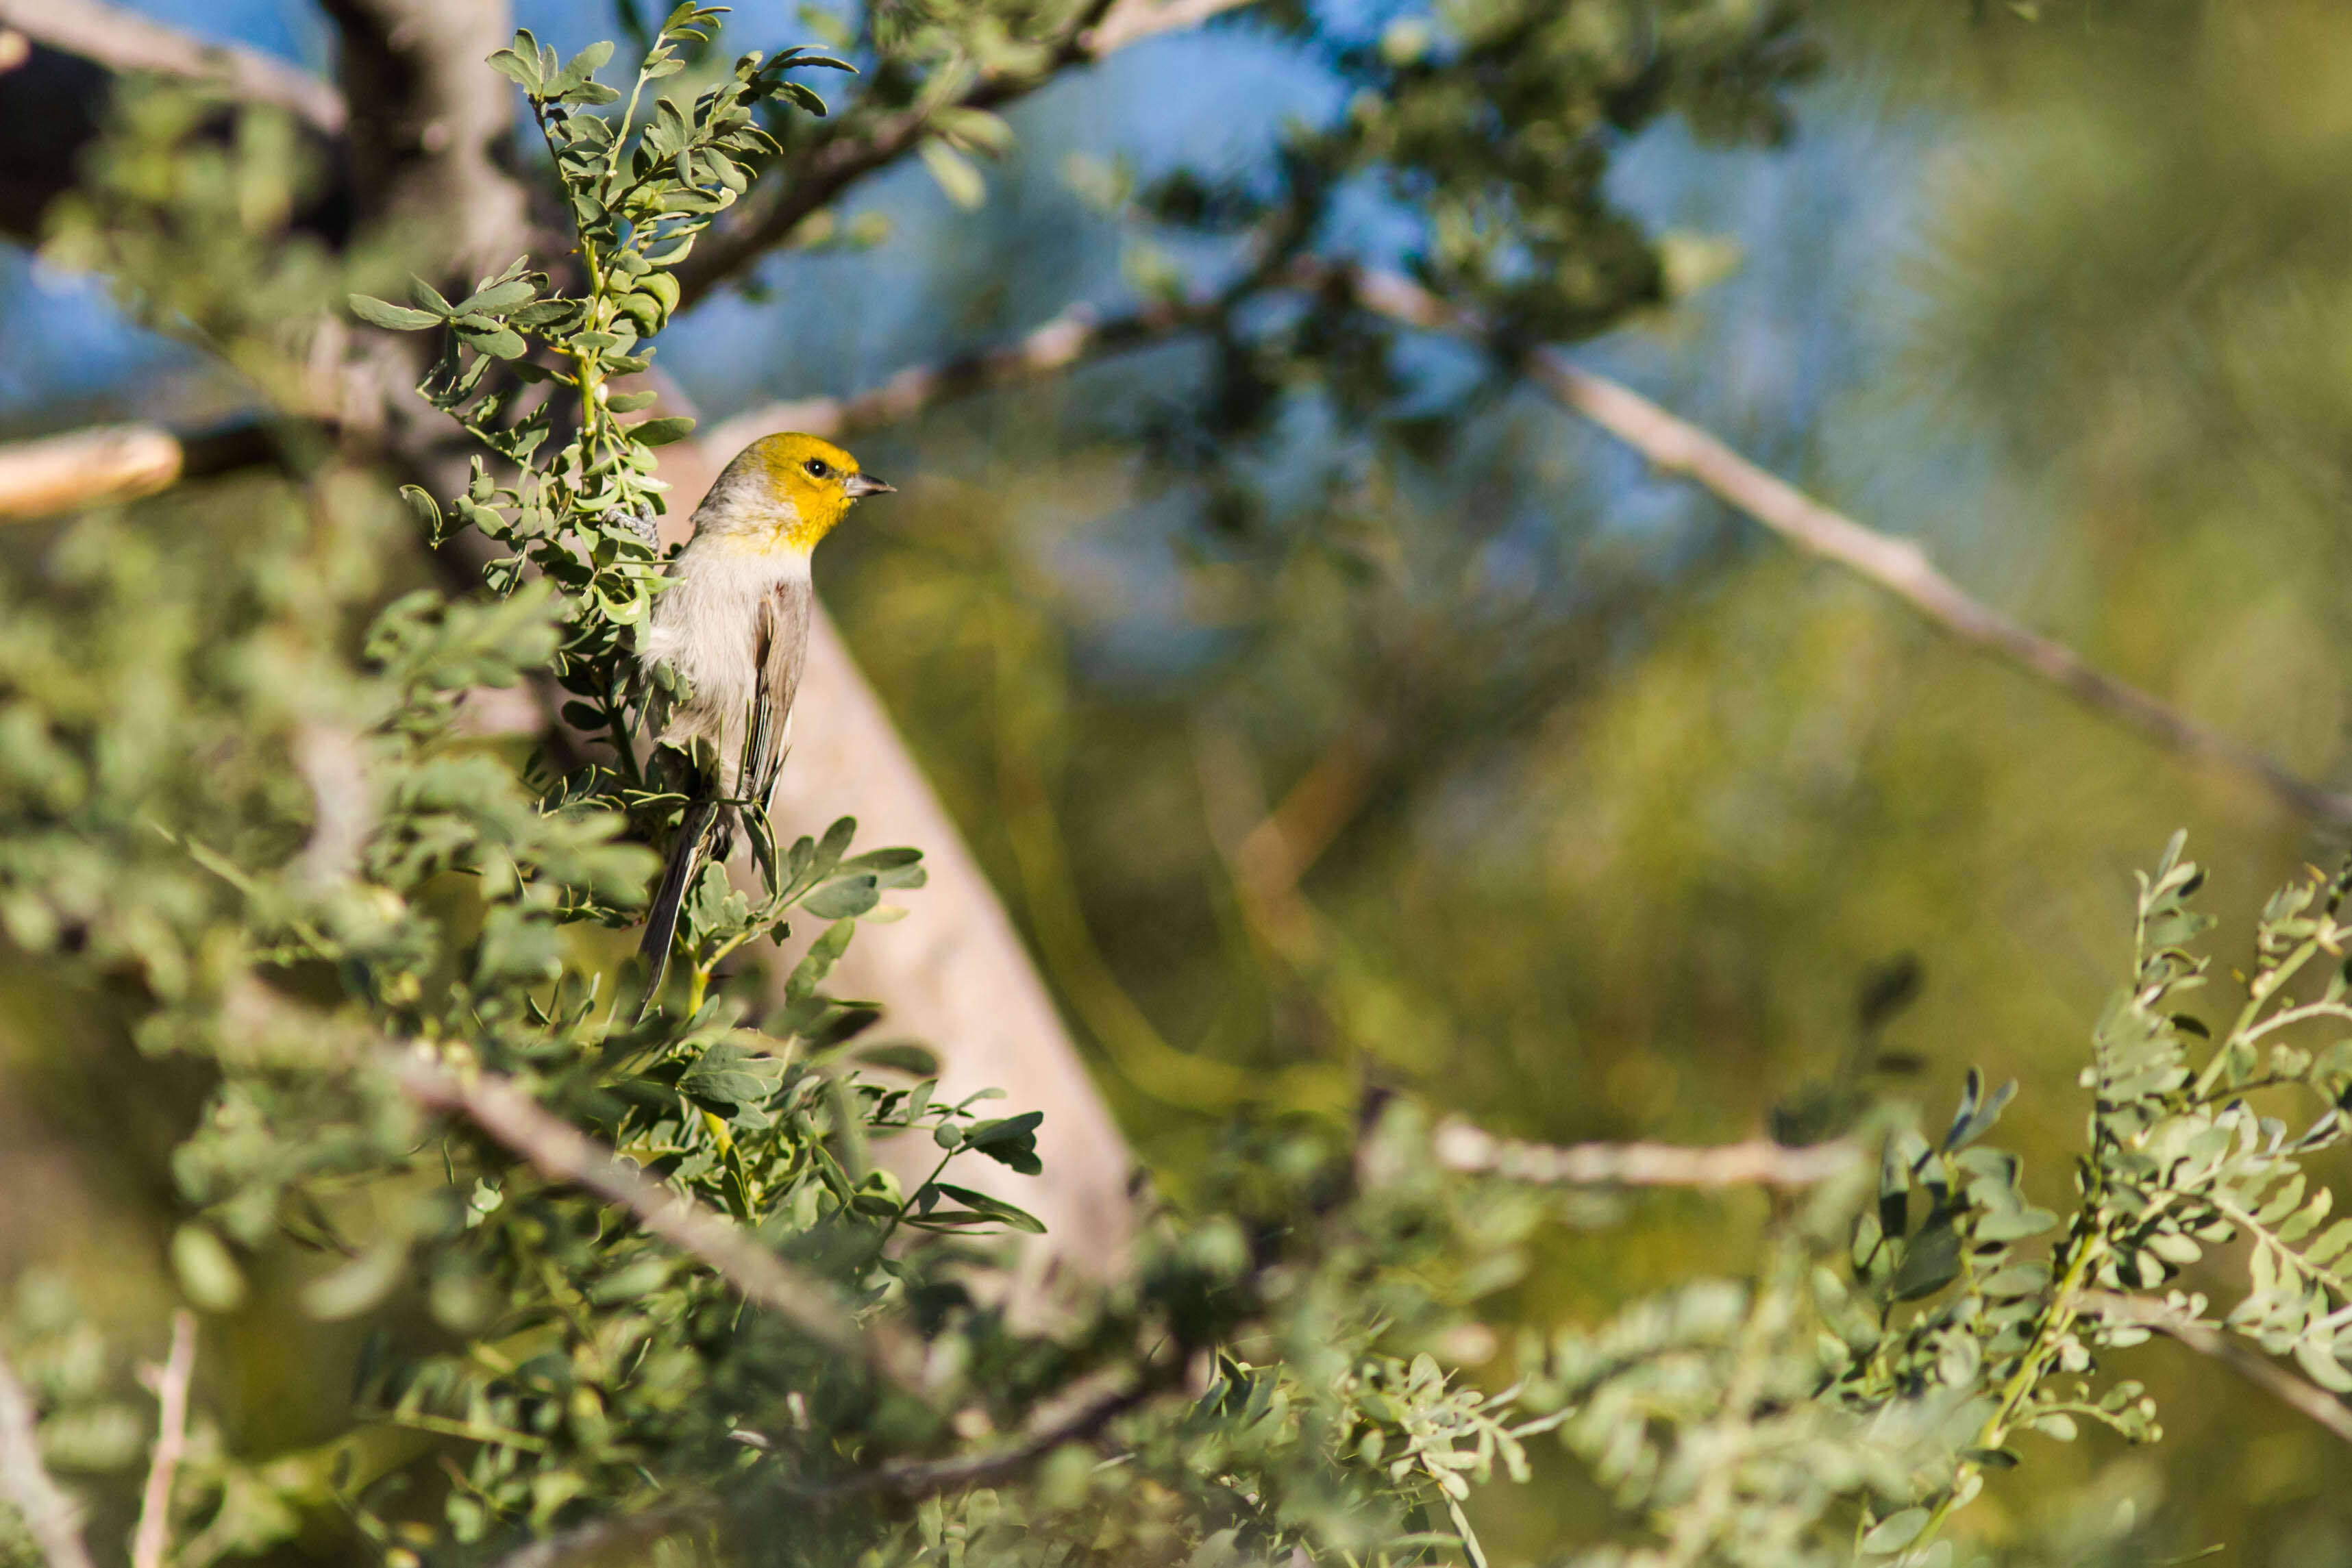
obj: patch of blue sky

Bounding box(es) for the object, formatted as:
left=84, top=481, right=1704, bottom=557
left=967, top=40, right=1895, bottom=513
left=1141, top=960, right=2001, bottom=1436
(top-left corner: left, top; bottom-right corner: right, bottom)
left=0, top=253, right=209, bottom=435
left=663, top=22, right=1339, bottom=419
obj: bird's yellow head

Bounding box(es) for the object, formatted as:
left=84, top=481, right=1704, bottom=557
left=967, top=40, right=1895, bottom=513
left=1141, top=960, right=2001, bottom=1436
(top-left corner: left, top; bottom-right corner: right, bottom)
left=695, top=432, right=893, bottom=556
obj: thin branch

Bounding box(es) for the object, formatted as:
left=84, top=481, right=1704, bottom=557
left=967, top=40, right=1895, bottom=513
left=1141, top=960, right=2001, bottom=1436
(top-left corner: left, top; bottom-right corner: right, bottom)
left=700, top=284, right=1231, bottom=450
left=791, top=1376, right=1148, bottom=1501
left=130, top=1311, right=197, bottom=1568
left=676, top=0, right=1263, bottom=306
left=0, top=1339, right=95, bottom=1568
left=1431, top=1118, right=1860, bottom=1188
left=1523, top=358, right=2352, bottom=825
left=394, top=1056, right=930, bottom=1397
left=0, top=0, right=345, bottom=132
left=0, top=425, right=184, bottom=521
left=2083, top=1291, right=2352, bottom=1447
left=1323, top=266, right=2352, bottom=827
left=488, top=1380, right=1148, bottom=1568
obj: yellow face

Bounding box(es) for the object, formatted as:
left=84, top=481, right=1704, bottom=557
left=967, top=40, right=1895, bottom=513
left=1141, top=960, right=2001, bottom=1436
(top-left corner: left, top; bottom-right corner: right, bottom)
left=704, top=432, right=893, bottom=554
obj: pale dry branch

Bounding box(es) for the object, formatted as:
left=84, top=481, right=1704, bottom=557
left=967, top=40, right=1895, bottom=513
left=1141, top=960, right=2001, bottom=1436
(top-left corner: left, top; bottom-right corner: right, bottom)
left=0, top=425, right=182, bottom=521
left=1325, top=266, right=2352, bottom=827
left=395, top=1056, right=932, bottom=1395
left=0, top=1339, right=95, bottom=1568
left=1524, top=357, right=2352, bottom=825
left=2084, top=1291, right=2352, bottom=1447
left=130, top=1310, right=197, bottom=1568
left=0, top=0, right=343, bottom=131
left=1432, top=1118, right=1860, bottom=1188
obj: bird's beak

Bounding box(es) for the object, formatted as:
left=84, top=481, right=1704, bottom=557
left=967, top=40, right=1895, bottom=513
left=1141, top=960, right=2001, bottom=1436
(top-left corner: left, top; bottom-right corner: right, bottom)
left=844, top=473, right=895, bottom=499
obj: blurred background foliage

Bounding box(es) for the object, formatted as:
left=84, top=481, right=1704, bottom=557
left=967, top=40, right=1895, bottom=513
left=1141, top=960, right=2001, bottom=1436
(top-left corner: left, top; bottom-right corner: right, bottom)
left=11, top=0, right=2352, bottom=1563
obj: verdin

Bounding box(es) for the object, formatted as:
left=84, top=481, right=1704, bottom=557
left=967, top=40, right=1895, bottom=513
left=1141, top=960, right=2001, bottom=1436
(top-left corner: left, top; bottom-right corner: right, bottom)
left=635, top=432, right=892, bottom=1006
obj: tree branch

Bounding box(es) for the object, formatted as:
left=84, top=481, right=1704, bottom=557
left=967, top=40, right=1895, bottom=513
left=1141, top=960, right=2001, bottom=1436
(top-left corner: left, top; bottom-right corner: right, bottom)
left=0, top=1339, right=95, bottom=1568
left=792, top=1376, right=1149, bottom=1501
left=395, top=1056, right=932, bottom=1397
left=1322, top=265, right=2352, bottom=825
left=1431, top=1118, right=1860, bottom=1188
left=675, top=0, right=1263, bottom=307
left=1525, top=358, right=2352, bottom=824
left=2083, top=1291, right=2352, bottom=1447
left=129, top=1311, right=197, bottom=1568
left=316, top=0, right=529, bottom=279
left=699, top=284, right=1234, bottom=450
left=0, top=425, right=183, bottom=520
left=0, top=0, right=343, bottom=132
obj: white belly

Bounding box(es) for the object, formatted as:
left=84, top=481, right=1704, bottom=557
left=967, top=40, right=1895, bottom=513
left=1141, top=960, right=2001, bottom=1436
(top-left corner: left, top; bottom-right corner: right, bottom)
left=641, top=544, right=809, bottom=786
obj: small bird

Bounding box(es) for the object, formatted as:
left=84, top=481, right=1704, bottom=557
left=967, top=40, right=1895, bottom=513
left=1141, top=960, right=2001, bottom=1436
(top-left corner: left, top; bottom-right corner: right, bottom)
left=634, top=432, right=893, bottom=1010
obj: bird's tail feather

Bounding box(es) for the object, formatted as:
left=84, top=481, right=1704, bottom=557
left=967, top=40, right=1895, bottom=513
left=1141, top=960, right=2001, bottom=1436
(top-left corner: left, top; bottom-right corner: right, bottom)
left=635, top=798, right=719, bottom=1020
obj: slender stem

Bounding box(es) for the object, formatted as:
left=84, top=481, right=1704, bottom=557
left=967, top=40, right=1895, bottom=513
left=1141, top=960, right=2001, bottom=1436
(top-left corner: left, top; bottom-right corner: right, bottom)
left=872, top=1150, right=956, bottom=1259
left=2197, top=936, right=2326, bottom=1099
left=130, top=1311, right=197, bottom=1568
left=1910, top=1230, right=2106, bottom=1556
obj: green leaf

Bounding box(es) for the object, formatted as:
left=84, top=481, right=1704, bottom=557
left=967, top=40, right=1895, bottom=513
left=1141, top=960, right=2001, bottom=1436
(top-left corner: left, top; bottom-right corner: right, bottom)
left=488, top=47, right=542, bottom=90
left=919, top=140, right=987, bottom=210
left=854, top=1040, right=943, bottom=1076
left=629, top=415, right=697, bottom=446
left=458, top=277, right=537, bottom=314
left=397, top=484, right=443, bottom=536
left=920, top=1184, right=1048, bottom=1234
left=2295, top=1336, right=2352, bottom=1391
left=458, top=323, right=529, bottom=359
left=802, top=875, right=879, bottom=921
left=348, top=293, right=441, bottom=330
left=1860, top=1508, right=1928, bottom=1555
left=299, top=1239, right=410, bottom=1321
left=171, top=1225, right=247, bottom=1312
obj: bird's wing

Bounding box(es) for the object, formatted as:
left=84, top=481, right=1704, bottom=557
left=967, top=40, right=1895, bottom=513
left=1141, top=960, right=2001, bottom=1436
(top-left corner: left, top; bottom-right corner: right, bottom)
left=742, top=577, right=812, bottom=822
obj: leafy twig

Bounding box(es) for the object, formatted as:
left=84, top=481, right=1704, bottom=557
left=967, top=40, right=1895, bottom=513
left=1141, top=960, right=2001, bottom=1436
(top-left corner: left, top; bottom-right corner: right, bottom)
left=2083, top=1291, right=2352, bottom=1447
left=394, top=1055, right=931, bottom=1397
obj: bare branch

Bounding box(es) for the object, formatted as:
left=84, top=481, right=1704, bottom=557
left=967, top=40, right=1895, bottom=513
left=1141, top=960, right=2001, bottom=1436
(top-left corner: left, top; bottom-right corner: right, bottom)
left=1316, top=266, right=2352, bottom=825
left=1432, top=1118, right=1860, bottom=1188
left=395, top=1056, right=932, bottom=1397
left=0, top=0, right=343, bottom=132
left=1522, top=358, right=2352, bottom=825
left=700, top=286, right=1230, bottom=451
left=676, top=0, right=1263, bottom=307
left=0, top=425, right=183, bottom=521
left=130, top=1311, right=197, bottom=1568
left=2084, top=1291, right=2352, bottom=1447
left=793, top=1376, right=1149, bottom=1502
left=0, top=1339, right=95, bottom=1568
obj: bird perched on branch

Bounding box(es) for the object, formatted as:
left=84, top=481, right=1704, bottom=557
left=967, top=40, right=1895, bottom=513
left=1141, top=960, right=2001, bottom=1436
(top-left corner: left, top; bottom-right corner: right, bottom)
left=635, top=432, right=893, bottom=1010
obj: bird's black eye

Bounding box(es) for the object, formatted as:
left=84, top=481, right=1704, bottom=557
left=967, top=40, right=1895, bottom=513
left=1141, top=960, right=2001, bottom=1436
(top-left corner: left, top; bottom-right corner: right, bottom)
left=804, top=458, right=830, bottom=479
